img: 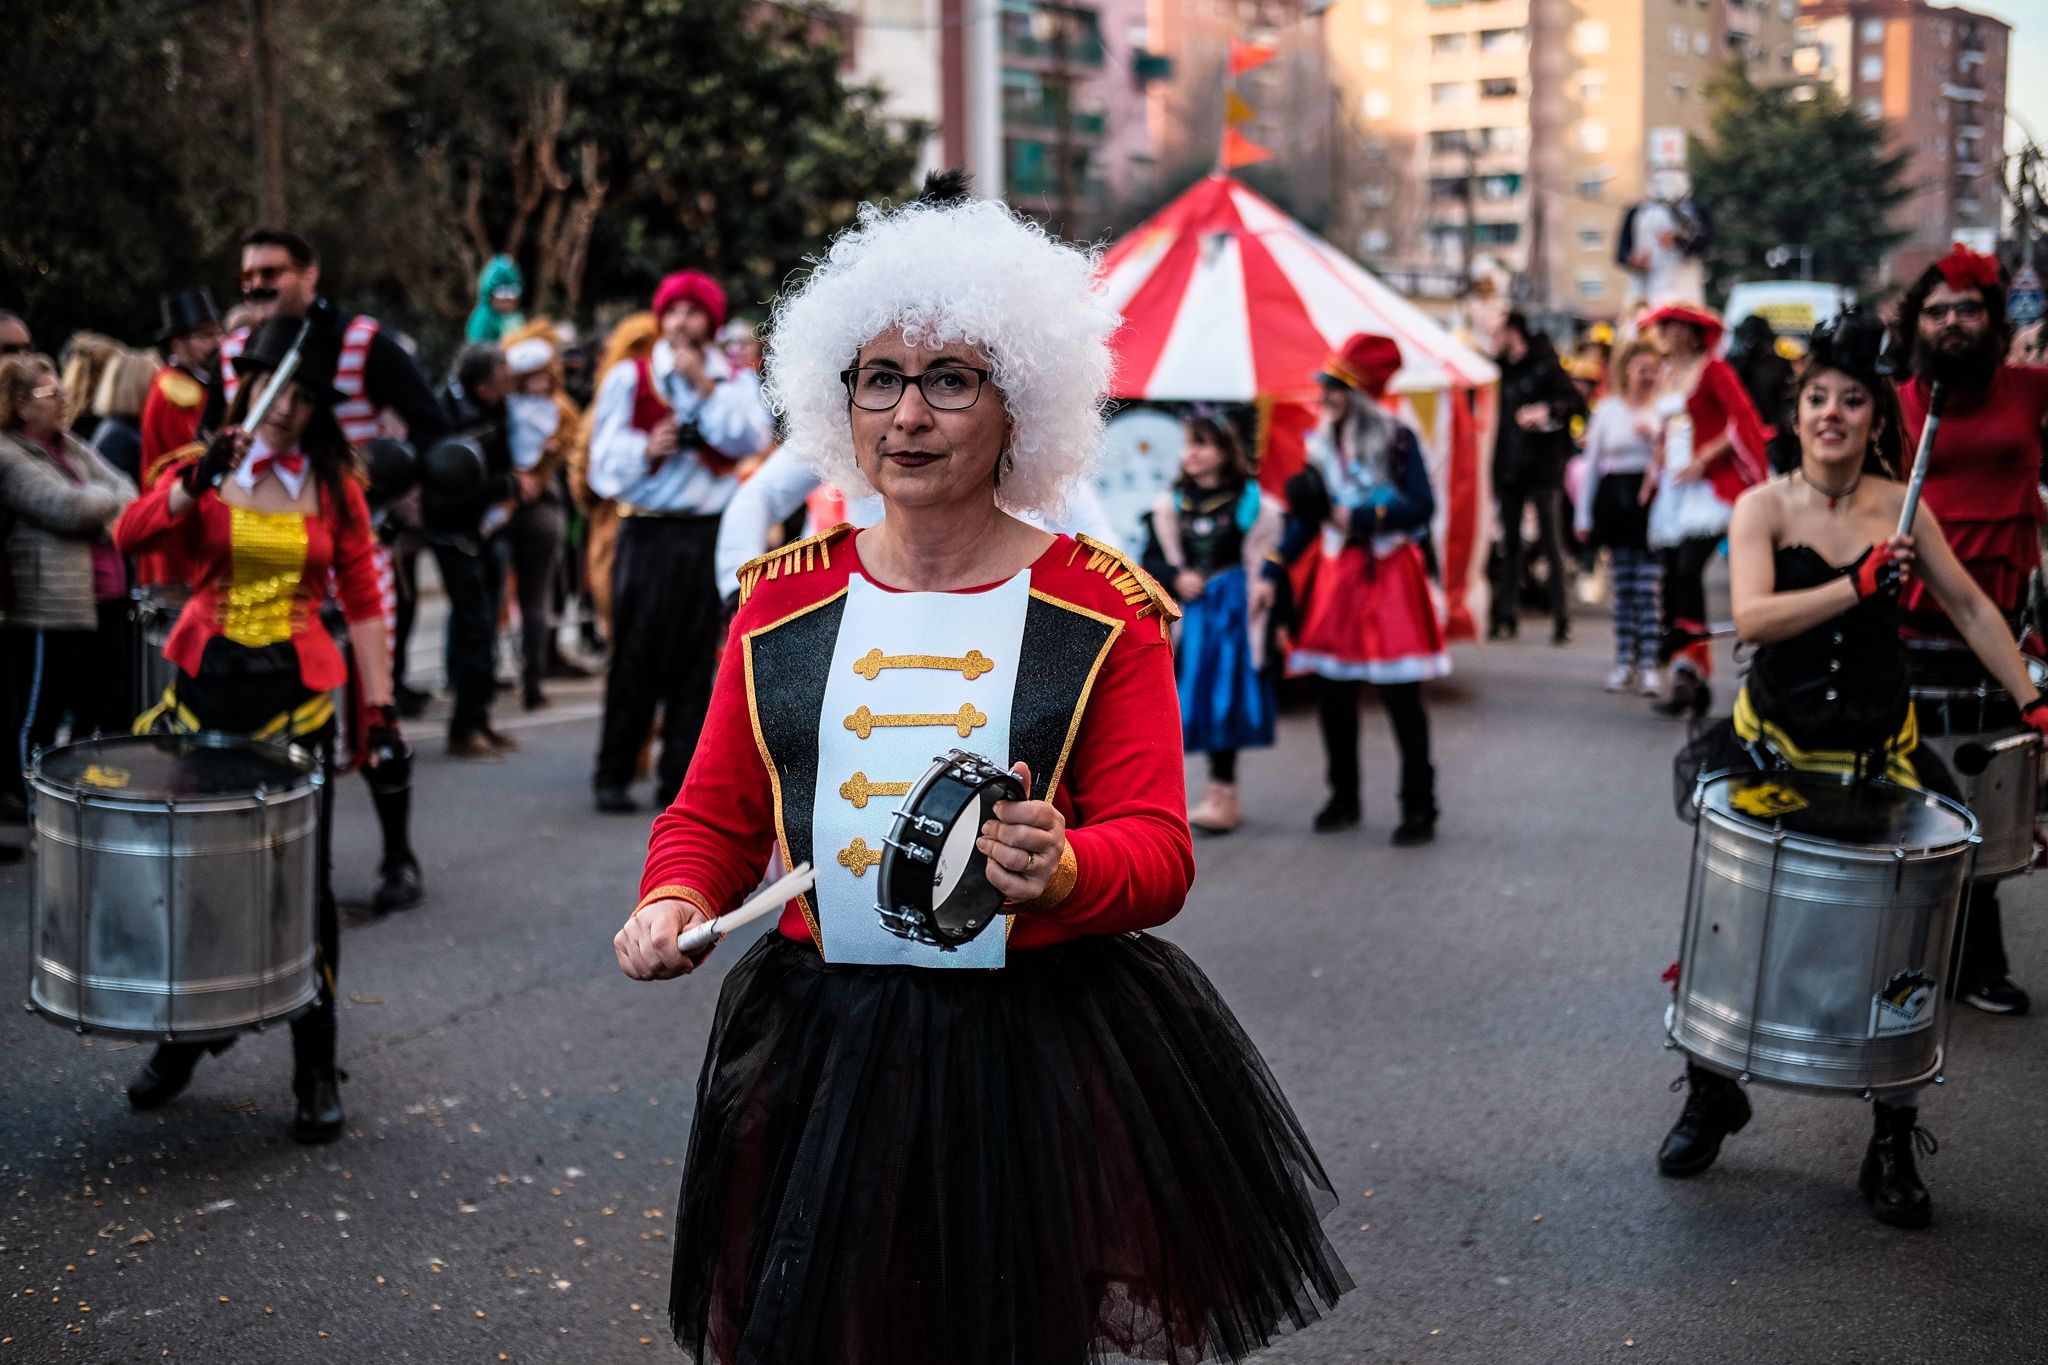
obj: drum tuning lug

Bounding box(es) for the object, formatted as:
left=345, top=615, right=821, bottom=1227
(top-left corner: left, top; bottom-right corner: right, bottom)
left=1932, top=1073, right=1946, bottom=1085
left=1737, top=1071, right=1753, bottom=1086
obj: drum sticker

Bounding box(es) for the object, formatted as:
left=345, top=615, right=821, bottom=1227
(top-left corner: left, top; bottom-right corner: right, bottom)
left=1870, top=969, right=1937, bottom=1038
left=81, top=764, right=131, bottom=789
left=1729, top=782, right=1810, bottom=819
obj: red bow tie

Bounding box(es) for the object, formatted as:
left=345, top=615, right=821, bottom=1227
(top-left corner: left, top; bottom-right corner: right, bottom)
left=248, top=451, right=306, bottom=483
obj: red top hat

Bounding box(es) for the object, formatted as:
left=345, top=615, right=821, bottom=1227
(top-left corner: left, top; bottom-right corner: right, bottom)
left=1321, top=332, right=1403, bottom=397
left=1639, top=302, right=1725, bottom=353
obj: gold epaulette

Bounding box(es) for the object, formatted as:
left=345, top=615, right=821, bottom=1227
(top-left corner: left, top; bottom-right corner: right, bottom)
left=143, top=441, right=204, bottom=492
left=1067, top=533, right=1181, bottom=626
left=158, top=370, right=204, bottom=409
left=736, top=522, right=854, bottom=607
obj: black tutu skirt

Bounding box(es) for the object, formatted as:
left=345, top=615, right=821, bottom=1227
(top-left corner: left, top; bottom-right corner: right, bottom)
left=670, top=932, right=1352, bottom=1365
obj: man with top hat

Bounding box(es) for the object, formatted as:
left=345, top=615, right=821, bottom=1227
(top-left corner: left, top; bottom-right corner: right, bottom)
left=138, top=288, right=224, bottom=486
left=188, top=225, right=441, bottom=913
left=1892, top=242, right=2048, bottom=1017
left=585, top=269, right=772, bottom=814
left=1285, top=331, right=1448, bottom=845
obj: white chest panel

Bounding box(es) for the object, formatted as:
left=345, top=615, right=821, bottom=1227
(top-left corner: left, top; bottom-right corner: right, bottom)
left=810, top=571, right=1032, bottom=967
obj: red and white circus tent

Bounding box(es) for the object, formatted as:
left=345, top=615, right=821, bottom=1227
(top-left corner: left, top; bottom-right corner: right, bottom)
left=1097, top=174, right=1499, bottom=640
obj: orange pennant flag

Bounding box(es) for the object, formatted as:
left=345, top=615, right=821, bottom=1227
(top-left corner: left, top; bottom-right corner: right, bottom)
left=1225, top=90, right=1256, bottom=128
left=1229, top=38, right=1277, bottom=79
left=1221, top=126, right=1272, bottom=169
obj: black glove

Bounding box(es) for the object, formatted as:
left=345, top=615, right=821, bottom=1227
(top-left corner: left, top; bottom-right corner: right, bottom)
left=1284, top=465, right=1332, bottom=529
left=364, top=703, right=406, bottom=762
left=180, top=431, right=240, bottom=495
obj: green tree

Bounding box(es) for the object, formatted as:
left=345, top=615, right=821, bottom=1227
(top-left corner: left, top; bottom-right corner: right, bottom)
left=1688, top=61, right=1913, bottom=301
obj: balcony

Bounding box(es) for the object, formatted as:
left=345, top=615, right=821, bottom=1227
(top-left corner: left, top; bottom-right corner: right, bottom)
left=1941, top=81, right=1985, bottom=103
left=1000, top=5, right=1106, bottom=70
left=1004, top=101, right=1108, bottom=139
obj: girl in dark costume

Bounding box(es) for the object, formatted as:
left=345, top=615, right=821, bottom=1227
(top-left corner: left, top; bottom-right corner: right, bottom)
left=1661, top=312, right=2048, bottom=1228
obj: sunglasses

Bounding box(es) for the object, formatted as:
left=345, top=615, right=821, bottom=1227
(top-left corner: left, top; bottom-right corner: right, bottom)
left=0, top=342, right=28, bottom=357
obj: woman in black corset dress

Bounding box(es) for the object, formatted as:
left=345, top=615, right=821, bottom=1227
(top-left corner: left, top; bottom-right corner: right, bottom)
left=1660, top=312, right=2048, bottom=1229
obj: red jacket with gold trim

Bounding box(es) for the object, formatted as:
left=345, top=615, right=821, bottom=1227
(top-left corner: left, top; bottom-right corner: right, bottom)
left=111, top=469, right=385, bottom=692
left=637, top=525, right=1194, bottom=951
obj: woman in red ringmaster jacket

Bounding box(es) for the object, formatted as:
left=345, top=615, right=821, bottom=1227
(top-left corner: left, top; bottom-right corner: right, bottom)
left=111, top=316, right=400, bottom=1147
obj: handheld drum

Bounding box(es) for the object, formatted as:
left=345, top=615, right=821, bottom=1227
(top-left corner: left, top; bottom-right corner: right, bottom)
left=876, top=750, right=1026, bottom=950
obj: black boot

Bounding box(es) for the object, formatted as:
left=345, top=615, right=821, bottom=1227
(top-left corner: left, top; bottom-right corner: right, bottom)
left=290, top=1006, right=345, bottom=1144
left=127, top=1038, right=235, bottom=1110
left=1656, top=1064, right=1752, bottom=1178
left=1653, top=668, right=1700, bottom=718
left=1313, top=795, right=1361, bottom=833
left=373, top=856, right=424, bottom=912
left=1859, top=1103, right=1935, bottom=1229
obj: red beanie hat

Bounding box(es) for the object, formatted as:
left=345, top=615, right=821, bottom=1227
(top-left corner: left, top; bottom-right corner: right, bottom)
left=1321, top=332, right=1403, bottom=397
left=652, top=271, right=728, bottom=331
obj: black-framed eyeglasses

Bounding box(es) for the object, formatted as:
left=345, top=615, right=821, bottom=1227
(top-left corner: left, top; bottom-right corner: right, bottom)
left=1922, top=301, right=1987, bottom=324
left=840, top=364, right=990, bottom=412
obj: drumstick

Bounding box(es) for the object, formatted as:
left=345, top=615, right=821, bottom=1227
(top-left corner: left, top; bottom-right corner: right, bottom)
left=1896, top=380, right=1949, bottom=539
left=675, top=862, right=816, bottom=957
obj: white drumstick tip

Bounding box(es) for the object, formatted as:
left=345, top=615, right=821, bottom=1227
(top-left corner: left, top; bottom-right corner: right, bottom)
left=675, top=862, right=817, bottom=958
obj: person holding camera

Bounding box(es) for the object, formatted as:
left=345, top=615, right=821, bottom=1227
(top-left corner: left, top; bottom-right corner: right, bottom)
left=586, top=271, right=772, bottom=813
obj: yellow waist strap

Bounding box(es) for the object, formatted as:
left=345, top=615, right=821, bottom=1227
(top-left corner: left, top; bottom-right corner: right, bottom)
left=1731, top=686, right=1920, bottom=789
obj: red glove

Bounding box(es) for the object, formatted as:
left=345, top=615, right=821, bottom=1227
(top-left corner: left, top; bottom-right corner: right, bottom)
left=1848, top=544, right=1901, bottom=602
left=2022, top=697, right=2048, bottom=742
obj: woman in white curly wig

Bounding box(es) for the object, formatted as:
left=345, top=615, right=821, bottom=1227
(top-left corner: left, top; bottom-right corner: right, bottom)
left=615, top=172, right=1351, bottom=1365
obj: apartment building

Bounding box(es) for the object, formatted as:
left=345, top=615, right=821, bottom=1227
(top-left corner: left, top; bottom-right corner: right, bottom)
left=1326, top=0, right=1799, bottom=319
left=1794, top=0, right=2009, bottom=285
left=831, top=0, right=1173, bottom=233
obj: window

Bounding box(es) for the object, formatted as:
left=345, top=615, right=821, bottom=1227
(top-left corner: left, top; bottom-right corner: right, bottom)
left=1362, top=184, right=1393, bottom=208
left=1361, top=228, right=1391, bottom=255
left=1694, top=30, right=1711, bottom=55
left=1578, top=271, right=1607, bottom=299
left=1479, top=27, right=1524, bottom=53
left=1432, top=81, right=1474, bottom=104
left=1362, top=40, right=1390, bottom=71
left=1430, top=32, right=1469, bottom=57
left=1861, top=17, right=1884, bottom=42
left=1479, top=77, right=1519, bottom=99
left=1362, top=90, right=1392, bottom=119
left=1429, top=130, right=1467, bottom=155
left=1670, top=72, right=1691, bottom=101
left=1363, top=0, right=1391, bottom=23
left=1430, top=176, right=1469, bottom=199
left=1779, top=0, right=1795, bottom=17
left=1578, top=119, right=1608, bottom=152
left=1573, top=20, right=1609, bottom=54
left=1670, top=25, right=1689, bottom=55
left=1860, top=97, right=1881, bottom=119
left=1578, top=223, right=1605, bottom=249
left=1578, top=69, right=1607, bottom=102
left=1472, top=222, right=1520, bottom=245
left=1576, top=167, right=1615, bottom=197
left=1859, top=54, right=1883, bottom=81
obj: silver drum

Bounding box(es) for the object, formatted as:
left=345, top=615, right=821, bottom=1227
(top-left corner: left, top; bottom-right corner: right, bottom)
left=28, top=733, right=321, bottom=1041
left=1669, top=771, right=1977, bottom=1094
left=1911, top=655, right=2046, bottom=882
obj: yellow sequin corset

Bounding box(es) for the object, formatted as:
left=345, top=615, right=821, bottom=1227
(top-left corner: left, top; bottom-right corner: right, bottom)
left=220, top=506, right=312, bottom=647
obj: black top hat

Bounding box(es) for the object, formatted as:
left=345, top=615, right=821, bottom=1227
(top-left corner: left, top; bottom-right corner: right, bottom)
left=1807, top=308, right=1894, bottom=390
left=231, top=315, right=344, bottom=405
left=156, top=287, right=221, bottom=344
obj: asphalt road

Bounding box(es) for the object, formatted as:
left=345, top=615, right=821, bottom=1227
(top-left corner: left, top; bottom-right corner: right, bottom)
left=3, top=604, right=2045, bottom=1364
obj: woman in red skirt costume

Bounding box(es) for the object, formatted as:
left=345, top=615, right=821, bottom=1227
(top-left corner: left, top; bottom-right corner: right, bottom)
left=1286, top=333, right=1448, bottom=845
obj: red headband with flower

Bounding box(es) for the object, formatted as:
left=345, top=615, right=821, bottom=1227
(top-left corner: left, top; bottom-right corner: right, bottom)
left=1933, top=243, right=2001, bottom=293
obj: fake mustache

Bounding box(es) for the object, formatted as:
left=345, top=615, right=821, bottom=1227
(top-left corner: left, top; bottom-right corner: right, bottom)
left=244, top=287, right=279, bottom=303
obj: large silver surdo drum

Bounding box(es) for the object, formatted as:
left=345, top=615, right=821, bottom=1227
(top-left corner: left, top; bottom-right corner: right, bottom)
left=1910, top=654, right=2045, bottom=882
left=1668, top=771, right=1978, bottom=1094
left=28, top=733, right=322, bottom=1041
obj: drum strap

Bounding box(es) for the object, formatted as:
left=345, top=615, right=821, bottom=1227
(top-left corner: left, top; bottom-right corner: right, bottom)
left=1732, top=686, right=1920, bottom=789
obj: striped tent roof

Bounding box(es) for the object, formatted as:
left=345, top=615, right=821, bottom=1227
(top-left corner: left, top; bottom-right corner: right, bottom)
left=1098, top=174, right=1498, bottom=401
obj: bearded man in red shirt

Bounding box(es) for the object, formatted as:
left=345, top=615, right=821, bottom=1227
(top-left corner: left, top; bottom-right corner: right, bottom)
left=1895, top=243, right=2048, bottom=1017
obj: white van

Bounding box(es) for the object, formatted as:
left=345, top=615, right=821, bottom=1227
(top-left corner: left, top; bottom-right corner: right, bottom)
left=1720, top=280, right=1856, bottom=351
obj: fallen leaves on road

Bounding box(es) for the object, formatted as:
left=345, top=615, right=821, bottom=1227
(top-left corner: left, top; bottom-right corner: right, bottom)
left=348, top=993, right=385, bottom=1005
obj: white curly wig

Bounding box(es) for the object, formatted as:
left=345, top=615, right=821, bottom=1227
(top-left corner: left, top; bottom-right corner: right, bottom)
left=763, top=187, right=1118, bottom=518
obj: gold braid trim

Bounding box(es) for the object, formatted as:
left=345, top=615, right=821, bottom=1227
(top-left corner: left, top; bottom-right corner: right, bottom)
left=1065, top=533, right=1181, bottom=629
left=1014, top=841, right=1078, bottom=913
left=144, top=441, right=205, bottom=491
left=633, top=884, right=720, bottom=923
left=736, top=522, right=854, bottom=607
